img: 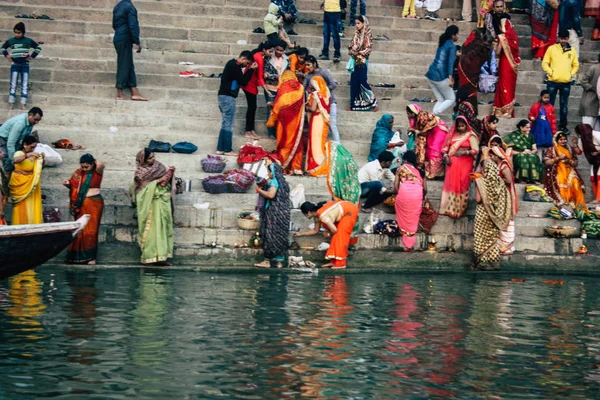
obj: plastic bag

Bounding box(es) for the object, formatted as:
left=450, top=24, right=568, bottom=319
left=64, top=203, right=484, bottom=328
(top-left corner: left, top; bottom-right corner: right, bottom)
left=363, top=210, right=384, bottom=233
left=346, top=57, right=355, bottom=74
left=35, top=143, right=62, bottom=167
left=290, top=184, right=306, bottom=209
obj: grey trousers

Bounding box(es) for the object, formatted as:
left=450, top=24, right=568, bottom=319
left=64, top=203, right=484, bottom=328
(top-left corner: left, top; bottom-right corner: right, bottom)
left=114, top=40, right=137, bottom=89
left=0, top=137, right=12, bottom=172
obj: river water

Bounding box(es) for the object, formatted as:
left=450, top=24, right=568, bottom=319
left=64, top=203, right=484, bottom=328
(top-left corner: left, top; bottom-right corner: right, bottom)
left=1, top=267, right=600, bottom=399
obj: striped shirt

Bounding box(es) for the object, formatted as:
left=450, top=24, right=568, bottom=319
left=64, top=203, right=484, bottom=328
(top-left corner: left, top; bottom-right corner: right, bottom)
left=2, top=37, right=41, bottom=64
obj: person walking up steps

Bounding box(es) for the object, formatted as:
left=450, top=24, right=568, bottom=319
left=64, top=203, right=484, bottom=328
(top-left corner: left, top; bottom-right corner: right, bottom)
left=319, top=0, right=342, bottom=63
left=426, top=25, right=459, bottom=116
left=217, top=51, right=256, bottom=156
left=1, top=22, right=41, bottom=110
left=113, top=0, right=147, bottom=101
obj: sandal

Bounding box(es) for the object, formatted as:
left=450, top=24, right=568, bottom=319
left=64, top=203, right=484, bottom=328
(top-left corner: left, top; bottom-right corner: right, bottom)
left=254, top=260, right=271, bottom=268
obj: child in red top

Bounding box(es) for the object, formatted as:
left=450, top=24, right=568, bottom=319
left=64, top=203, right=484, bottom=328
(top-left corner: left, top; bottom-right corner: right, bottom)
left=528, top=90, right=557, bottom=158
left=242, top=42, right=274, bottom=140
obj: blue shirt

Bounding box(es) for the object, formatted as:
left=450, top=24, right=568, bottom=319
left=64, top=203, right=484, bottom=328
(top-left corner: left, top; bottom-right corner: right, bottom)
left=112, top=0, right=140, bottom=44
left=425, top=40, right=457, bottom=82
left=0, top=113, right=33, bottom=164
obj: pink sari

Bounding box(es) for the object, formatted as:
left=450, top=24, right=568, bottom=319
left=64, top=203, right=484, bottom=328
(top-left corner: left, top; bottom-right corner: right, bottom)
left=395, top=164, right=424, bottom=250
left=439, top=116, right=479, bottom=219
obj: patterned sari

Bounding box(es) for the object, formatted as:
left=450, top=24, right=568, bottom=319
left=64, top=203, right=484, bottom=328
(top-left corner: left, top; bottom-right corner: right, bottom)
left=9, top=151, right=43, bottom=225
left=326, top=141, right=361, bottom=204
left=544, top=136, right=586, bottom=207
left=530, top=0, right=558, bottom=59
left=490, top=146, right=518, bottom=255
left=260, top=163, right=291, bottom=263
left=473, top=159, right=512, bottom=269
left=440, top=116, right=479, bottom=218
left=267, top=70, right=305, bottom=173
left=415, top=111, right=449, bottom=179
left=134, top=150, right=175, bottom=264
left=395, top=164, right=424, bottom=250
left=493, top=18, right=520, bottom=118
left=457, top=101, right=483, bottom=137
left=306, top=76, right=330, bottom=177
left=66, top=169, right=104, bottom=263
left=317, top=201, right=359, bottom=268
left=504, top=129, right=542, bottom=182
left=458, top=30, right=490, bottom=108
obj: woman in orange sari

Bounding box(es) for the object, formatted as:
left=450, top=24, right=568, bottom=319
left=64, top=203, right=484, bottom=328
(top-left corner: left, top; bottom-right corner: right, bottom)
left=295, top=200, right=359, bottom=269
left=492, top=17, right=520, bottom=118
left=63, top=154, right=105, bottom=264
left=267, top=70, right=305, bottom=175
left=306, top=76, right=330, bottom=177
left=440, top=116, right=479, bottom=218
left=9, top=135, right=43, bottom=225
left=544, top=132, right=586, bottom=207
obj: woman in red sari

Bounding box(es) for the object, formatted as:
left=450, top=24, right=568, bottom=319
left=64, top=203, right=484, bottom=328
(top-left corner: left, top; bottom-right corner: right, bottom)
left=305, top=76, right=330, bottom=177
left=63, top=154, right=105, bottom=264
left=530, top=0, right=558, bottom=60
left=493, top=17, right=520, bottom=118
left=267, top=70, right=305, bottom=175
left=295, top=201, right=359, bottom=269
left=440, top=116, right=480, bottom=218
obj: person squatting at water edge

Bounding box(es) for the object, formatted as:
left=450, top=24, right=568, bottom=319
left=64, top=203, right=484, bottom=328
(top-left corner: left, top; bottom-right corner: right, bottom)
left=295, top=200, right=359, bottom=269
left=63, top=154, right=105, bottom=265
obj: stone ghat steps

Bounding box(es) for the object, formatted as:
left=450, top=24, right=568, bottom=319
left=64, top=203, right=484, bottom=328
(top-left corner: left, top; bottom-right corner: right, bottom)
left=58, top=223, right=590, bottom=259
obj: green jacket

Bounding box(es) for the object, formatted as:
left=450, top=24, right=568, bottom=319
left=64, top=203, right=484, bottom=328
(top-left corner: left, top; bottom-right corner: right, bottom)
left=264, top=3, right=280, bottom=36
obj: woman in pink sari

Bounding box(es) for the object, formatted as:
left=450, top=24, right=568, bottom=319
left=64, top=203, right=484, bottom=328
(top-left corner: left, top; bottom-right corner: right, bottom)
left=395, top=150, right=427, bottom=251
left=406, top=104, right=449, bottom=179
left=440, top=116, right=480, bottom=218
left=492, top=17, right=520, bottom=118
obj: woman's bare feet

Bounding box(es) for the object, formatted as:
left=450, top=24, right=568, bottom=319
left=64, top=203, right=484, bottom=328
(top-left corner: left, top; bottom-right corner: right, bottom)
left=321, top=262, right=334, bottom=268
left=254, top=260, right=271, bottom=268
left=131, top=95, right=148, bottom=101
left=223, top=151, right=238, bottom=157
left=87, top=260, right=96, bottom=265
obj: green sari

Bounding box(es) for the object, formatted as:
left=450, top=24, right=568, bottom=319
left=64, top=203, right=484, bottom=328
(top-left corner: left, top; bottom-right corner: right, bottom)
left=326, top=141, right=361, bottom=204
left=136, top=180, right=174, bottom=264
left=504, top=129, right=542, bottom=182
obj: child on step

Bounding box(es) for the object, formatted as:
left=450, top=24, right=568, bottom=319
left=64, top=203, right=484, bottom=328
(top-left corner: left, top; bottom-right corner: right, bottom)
left=264, top=3, right=295, bottom=49
left=528, top=90, right=557, bottom=159
left=1, top=22, right=41, bottom=110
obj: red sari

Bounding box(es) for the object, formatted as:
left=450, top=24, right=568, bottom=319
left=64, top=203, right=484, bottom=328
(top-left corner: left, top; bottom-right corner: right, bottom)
left=66, top=169, right=104, bottom=263
left=439, top=116, right=480, bottom=219
left=493, top=18, right=520, bottom=118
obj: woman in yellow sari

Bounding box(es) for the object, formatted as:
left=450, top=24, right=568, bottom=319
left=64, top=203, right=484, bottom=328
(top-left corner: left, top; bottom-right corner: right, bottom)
left=267, top=70, right=305, bottom=175
left=9, top=135, right=43, bottom=225
left=543, top=132, right=586, bottom=207
left=305, top=76, right=330, bottom=177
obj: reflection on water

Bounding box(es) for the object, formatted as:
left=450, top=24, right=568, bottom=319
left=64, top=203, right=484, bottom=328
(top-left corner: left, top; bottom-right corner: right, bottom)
left=1, top=268, right=600, bottom=398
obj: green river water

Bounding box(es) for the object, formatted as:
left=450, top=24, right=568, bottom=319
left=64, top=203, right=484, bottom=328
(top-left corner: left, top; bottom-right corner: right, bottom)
left=1, top=267, right=600, bottom=399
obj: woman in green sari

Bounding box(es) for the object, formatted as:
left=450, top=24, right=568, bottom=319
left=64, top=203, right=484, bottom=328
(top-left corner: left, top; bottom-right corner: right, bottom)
left=134, top=149, right=175, bottom=265
left=326, top=141, right=361, bottom=204
left=504, top=119, right=542, bottom=183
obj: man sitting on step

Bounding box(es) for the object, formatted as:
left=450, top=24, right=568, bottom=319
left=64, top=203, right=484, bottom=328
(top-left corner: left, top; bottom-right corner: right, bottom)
left=216, top=51, right=257, bottom=157
left=357, top=150, right=396, bottom=213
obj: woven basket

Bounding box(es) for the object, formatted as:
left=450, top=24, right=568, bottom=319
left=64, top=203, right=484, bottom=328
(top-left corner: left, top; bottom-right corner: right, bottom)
left=238, top=218, right=261, bottom=230
left=202, top=176, right=228, bottom=194
left=545, top=225, right=577, bottom=238
left=201, top=155, right=227, bottom=173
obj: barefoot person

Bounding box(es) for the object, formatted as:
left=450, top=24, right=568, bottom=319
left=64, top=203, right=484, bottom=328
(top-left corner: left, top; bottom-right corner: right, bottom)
left=295, top=200, right=359, bottom=269
left=113, top=0, right=147, bottom=101
left=63, top=154, right=105, bottom=265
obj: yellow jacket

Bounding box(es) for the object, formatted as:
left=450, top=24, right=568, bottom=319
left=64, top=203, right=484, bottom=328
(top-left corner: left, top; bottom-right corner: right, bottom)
left=542, top=44, right=579, bottom=83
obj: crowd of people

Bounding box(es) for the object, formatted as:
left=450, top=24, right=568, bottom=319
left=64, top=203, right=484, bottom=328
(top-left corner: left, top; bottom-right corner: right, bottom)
left=2, top=0, right=600, bottom=271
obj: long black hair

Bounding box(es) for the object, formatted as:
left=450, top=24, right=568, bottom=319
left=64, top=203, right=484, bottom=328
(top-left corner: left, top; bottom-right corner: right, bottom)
left=304, top=55, right=319, bottom=68
left=438, top=25, right=459, bottom=47
left=252, top=41, right=274, bottom=55
left=300, top=201, right=326, bottom=215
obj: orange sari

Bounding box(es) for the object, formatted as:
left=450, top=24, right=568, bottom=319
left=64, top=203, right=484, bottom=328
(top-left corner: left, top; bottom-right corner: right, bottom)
left=544, top=138, right=586, bottom=207
left=267, top=70, right=305, bottom=173
left=306, top=76, right=330, bottom=177
left=317, top=201, right=359, bottom=268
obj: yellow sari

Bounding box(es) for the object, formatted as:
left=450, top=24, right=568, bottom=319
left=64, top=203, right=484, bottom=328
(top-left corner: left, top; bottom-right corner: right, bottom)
left=9, top=151, right=43, bottom=225
left=544, top=138, right=586, bottom=208
left=306, top=76, right=330, bottom=177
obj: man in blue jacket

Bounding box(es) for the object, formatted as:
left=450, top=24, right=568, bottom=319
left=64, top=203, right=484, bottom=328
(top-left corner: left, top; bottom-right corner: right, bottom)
left=113, top=0, right=147, bottom=101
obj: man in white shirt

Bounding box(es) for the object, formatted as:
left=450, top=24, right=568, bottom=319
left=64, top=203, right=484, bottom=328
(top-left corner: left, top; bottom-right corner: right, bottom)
left=357, top=151, right=396, bottom=212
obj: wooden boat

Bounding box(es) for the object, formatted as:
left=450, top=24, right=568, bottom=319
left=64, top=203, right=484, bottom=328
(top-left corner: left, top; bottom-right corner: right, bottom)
left=0, top=215, right=90, bottom=279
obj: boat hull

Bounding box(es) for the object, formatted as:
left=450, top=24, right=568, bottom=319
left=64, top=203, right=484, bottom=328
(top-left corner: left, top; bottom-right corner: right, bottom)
left=0, top=215, right=90, bottom=279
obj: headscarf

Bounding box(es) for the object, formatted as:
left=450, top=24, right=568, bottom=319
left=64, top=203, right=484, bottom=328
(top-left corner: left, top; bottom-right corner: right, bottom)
left=415, top=111, right=442, bottom=133
left=481, top=115, right=499, bottom=145
left=576, top=123, right=600, bottom=178
left=553, top=131, right=572, bottom=158
left=349, top=17, right=372, bottom=63
left=444, top=115, right=478, bottom=157
left=368, top=114, right=395, bottom=162
left=134, top=149, right=168, bottom=194
left=406, top=104, right=423, bottom=129
left=474, top=159, right=511, bottom=230
left=275, top=70, right=304, bottom=120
